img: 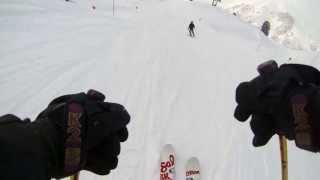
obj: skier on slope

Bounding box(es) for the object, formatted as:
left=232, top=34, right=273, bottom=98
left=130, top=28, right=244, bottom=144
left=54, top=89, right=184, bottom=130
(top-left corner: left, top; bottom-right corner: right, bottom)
left=261, top=21, right=271, bottom=36
left=234, top=60, right=320, bottom=152
left=188, top=21, right=195, bottom=37
left=0, top=89, right=130, bottom=180
left=212, top=0, right=221, bottom=6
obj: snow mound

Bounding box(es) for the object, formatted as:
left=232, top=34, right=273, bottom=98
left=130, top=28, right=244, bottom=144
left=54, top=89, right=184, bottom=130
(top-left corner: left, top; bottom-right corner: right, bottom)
left=218, top=0, right=320, bottom=51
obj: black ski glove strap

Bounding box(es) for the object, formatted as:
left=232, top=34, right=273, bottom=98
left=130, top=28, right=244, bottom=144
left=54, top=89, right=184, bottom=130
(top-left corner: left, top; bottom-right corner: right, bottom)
left=290, top=86, right=320, bottom=152
left=64, top=103, right=85, bottom=174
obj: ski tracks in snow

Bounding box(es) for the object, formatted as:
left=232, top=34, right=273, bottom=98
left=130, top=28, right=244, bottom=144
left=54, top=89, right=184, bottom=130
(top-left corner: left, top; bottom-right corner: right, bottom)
left=100, top=1, right=253, bottom=180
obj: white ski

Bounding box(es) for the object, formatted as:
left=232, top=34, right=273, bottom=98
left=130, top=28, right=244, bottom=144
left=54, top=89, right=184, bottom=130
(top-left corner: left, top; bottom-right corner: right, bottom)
left=185, top=157, right=200, bottom=180
left=160, top=144, right=176, bottom=180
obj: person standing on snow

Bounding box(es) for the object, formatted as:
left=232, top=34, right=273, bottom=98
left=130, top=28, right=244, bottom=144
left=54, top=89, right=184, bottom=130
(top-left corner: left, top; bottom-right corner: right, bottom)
left=261, top=21, right=271, bottom=36
left=212, top=0, right=221, bottom=6
left=188, top=21, right=195, bottom=37
left=0, top=89, right=130, bottom=180
left=234, top=60, right=320, bottom=153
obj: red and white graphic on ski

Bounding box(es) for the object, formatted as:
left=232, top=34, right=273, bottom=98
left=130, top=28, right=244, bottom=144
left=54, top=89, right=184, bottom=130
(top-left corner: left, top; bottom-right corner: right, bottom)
left=160, top=144, right=176, bottom=180
left=185, top=157, right=200, bottom=180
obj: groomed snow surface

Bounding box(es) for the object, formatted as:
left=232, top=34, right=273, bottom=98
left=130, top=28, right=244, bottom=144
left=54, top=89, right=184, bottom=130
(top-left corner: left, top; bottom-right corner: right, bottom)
left=1, top=0, right=320, bottom=180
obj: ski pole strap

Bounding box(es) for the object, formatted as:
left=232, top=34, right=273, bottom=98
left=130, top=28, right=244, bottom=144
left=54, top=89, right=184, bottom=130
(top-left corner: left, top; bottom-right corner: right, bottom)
left=279, top=135, right=288, bottom=180
left=64, top=103, right=83, bottom=174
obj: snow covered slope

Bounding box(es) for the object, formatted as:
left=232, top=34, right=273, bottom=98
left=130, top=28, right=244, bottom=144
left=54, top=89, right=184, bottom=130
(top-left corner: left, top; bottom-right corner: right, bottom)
left=0, top=0, right=320, bottom=180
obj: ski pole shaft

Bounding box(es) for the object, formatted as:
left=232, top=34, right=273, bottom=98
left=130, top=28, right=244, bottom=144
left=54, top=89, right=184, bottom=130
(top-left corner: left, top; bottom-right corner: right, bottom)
left=279, top=135, right=288, bottom=180
left=70, top=173, right=79, bottom=180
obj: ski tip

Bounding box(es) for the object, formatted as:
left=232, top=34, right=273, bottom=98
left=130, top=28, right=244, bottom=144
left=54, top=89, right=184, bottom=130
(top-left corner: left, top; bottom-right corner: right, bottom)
left=185, top=157, right=200, bottom=180
left=186, top=157, right=200, bottom=165
left=161, top=144, right=174, bottom=150
left=187, top=157, right=198, bottom=161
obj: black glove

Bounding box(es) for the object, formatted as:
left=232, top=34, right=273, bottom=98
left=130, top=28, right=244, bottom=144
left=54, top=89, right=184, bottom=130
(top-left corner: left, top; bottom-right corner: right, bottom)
left=234, top=61, right=320, bottom=152
left=35, top=89, right=130, bottom=178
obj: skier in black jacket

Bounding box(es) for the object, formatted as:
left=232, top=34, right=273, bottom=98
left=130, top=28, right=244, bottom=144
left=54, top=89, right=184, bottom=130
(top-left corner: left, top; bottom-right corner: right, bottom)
left=261, top=21, right=271, bottom=36
left=188, top=21, right=195, bottom=37
left=234, top=60, right=320, bottom=152
left=0, top=89, right=130, bottom=180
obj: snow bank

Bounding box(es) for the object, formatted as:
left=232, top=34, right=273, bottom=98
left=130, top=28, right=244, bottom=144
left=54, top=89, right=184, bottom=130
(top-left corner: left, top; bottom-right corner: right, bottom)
left=216, top=0, right=320, bottom=51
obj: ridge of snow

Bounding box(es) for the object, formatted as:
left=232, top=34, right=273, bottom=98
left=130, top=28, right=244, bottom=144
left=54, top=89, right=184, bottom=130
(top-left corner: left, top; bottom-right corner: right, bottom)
left=216, top=0, right=320, bottom=51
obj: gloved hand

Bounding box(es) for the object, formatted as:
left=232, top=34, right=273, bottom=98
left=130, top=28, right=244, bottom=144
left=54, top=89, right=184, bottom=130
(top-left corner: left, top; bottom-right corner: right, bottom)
left=234, top=61, right=320, bottom=152
left=35, top=89, right=130, bottom=178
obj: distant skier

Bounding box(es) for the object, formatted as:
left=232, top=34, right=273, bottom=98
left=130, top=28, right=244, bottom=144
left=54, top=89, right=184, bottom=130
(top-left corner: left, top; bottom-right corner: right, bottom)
left=188, top=21, right=195, bottom=37
left=0, top=89, right=130, bottom=180
left=212, top=0, right=221, bottom=6
left=234, top=60, right=320, bottom=153
left=261, top=21, right=271, bottom=36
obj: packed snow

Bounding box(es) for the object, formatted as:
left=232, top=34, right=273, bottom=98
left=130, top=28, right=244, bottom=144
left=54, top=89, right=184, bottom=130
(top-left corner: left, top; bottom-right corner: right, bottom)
left=1, top=0, right=320, bottom=180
